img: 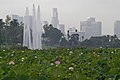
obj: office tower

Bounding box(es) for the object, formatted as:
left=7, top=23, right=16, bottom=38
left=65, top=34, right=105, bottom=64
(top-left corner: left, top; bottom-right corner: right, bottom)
left=69, top=31, right=85, bottom=42
left=59, top=24, right=65, bottom=34
left=80, top=17, right=102, bottom=39
left=52, top=8, right=59, bottom=28
left=68, top=27, right=76, bottom=32
left=114, top=20, right=120, bottom=38
left=43, top=21, right=49, bottom=25
left=11, top=15, right=23, bottom=23
left=23, top=5, right=42, bottom=50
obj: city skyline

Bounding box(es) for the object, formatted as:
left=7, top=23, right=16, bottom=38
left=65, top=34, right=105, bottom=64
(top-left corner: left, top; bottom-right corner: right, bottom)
left=0, top=0, right=120, bottom=35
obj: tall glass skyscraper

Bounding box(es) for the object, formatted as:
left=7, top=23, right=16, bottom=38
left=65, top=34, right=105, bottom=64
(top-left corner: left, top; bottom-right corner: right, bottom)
left=52, top=8, right=59, bottom=28
left=80, top=17, right=102, bottom=39
left=114, top=20, right=120, bottom=38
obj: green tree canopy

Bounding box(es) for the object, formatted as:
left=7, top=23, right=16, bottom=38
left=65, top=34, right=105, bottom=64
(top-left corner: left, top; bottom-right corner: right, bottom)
left=43, top=24, right=63, bottom=47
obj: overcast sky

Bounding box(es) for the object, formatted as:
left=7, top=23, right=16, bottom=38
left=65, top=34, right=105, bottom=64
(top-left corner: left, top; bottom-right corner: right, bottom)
left=0, top=0, right=120, bottom=35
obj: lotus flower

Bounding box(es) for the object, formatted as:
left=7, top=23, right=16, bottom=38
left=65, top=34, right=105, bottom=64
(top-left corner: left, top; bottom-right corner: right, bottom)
left=9, top=61, right=15, bottom=65
left=69, top=67, right=74, bottom=71
left=55, top=60, right=61, bottom=65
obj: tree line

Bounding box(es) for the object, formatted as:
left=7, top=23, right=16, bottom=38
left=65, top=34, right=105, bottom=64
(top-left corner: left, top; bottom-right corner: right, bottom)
left=43, top=24, right=120, bottom=48
left=1, top=16, right=120, bottom=49
left=0, top=16, right=23, bottom=49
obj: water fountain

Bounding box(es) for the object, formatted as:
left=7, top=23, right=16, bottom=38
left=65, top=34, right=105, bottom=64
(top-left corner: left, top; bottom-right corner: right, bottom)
left=23, top=4, right=42, bottom=50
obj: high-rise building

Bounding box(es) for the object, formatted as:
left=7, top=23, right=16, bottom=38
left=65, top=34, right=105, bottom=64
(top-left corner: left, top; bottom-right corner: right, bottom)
left=23, top=5, right=42, bottom=50
left=68, top=27, right=76, bottom=32
left=69, top=31, right=85, bottom=42
left=52, top=8, right=59, bottom=28
left=43, top=21, right=49, bottom=25
left=80, top=17, right=102, bottom=39
left=114, top=20, right=120, bottom=38
left=59, top=24, right=65, bottom=34
left=11, top=15, right=23, bottom=23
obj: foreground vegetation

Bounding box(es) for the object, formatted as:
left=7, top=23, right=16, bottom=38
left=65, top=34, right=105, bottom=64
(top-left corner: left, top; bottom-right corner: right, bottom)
left=0, top=48, right=120, bottom=80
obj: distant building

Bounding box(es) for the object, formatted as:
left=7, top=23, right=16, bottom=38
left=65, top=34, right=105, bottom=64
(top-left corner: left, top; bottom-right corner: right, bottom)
left=42, top=21, right=49, bottom=28
left=80, top=17, right=102, bottom=39
left=24, top=16, right=33, bottom=29
left=68, top=27, right=76, bottom=32
left=52, top=8, right=59, bottom=28
left=41, top=21, right=49, bottom=32
left=114, top=20, right=120, bottom=38
left=11, top=15, right=23, bottom=23
left=59, top=24, right=65, bottom=34
left=69, top=31, right=85, bottom=42
left=67, top=27, right=86, bottom=41
left=43, top=21, right=49, bottom=25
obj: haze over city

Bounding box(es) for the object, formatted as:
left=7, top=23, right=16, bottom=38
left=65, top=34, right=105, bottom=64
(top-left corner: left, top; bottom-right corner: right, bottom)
left=0, top=0, right=120, bottom=35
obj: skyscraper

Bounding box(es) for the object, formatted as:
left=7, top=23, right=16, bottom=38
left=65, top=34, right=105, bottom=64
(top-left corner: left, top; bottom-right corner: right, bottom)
left=11, top=14, right=23, bottom=23
left=114, top=20, right=120, bottom=38
left=68, top=27, right=76, bottom=32
left=42, top=21, right=48, bottom=26
left=69, top=31, right=85, bottom=42
left=59, top=24, right=65, bottom=34
left=52, top=8, right=59, bottom=28
left=23, top=5, right=42, bottom=50
left=80, top=17, right=102, bottom=39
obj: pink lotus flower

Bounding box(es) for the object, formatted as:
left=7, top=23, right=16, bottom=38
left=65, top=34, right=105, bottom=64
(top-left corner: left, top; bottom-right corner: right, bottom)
left=55, top=60, right=61, bottom=65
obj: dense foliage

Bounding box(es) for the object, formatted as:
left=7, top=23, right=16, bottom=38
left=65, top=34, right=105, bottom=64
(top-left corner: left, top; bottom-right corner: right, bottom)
left=0, top=18, right=23, bottom=49
left=42, top=24, right=63, bottom=47
left=0, top=48, right=120, bottom=80
left=81, top=35, right=120, bottom=48
left=1, top=17, right=120, bottom=49
left=42, top=24, right=120, bottom=48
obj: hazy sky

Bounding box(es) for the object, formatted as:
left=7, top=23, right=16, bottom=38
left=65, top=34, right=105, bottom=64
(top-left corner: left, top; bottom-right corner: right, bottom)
left=0, top=0, right=120, bottom=35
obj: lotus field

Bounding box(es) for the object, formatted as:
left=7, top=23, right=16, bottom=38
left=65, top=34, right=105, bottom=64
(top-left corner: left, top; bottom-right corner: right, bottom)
left=0, top=48, right=120, bottom=80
